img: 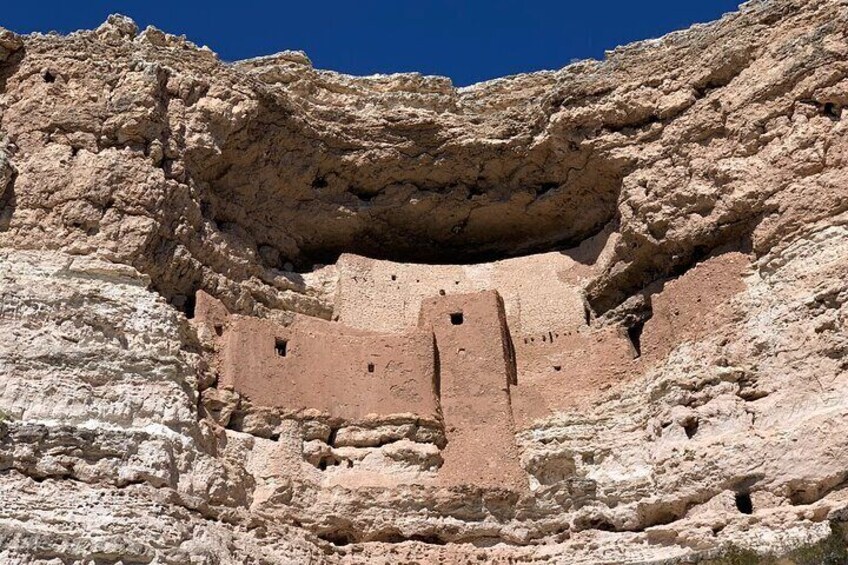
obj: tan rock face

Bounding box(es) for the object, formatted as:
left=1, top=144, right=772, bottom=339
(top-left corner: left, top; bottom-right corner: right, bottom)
left=1, top=2, right=848, bottom=563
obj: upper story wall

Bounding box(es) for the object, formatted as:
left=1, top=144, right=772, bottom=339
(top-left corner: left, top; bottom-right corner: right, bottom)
left=333, top=253, right=588, bottom=339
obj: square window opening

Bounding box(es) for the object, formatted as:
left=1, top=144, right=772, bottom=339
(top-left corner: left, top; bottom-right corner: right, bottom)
left=275, top=338, right=288, bottom=357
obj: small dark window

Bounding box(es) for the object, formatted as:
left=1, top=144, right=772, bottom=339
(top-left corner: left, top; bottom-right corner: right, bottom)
left=391, top=274, right=397, bottom=281
left=275, top=339, right=288, bottom=357
left=367, top=362, right=375, bottom=373
left=213, top=324, right=223, bottom=337
left=553, top=365, right=562, bottom=372
left=735, top=493, right=753, bottom=514
left=450, top=312, right=464, bottom=325
left=43, top=71, right=56, bottom=83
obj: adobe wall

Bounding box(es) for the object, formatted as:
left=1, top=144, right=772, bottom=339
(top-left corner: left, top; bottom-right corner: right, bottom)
left=418, top=290, right=527, bottom=490
left=219, top=313, right=440, bottom=422
left=198, top=252, right=750, bottom=489
left=334, top=252, right=587, bottom=338
left=510, top=327, right=636, bottom=427
left=195, top=290, right=230, bottom=342
left=640, top=252, right=749, bottom=363
left=510, top=252, right=751, bottom=426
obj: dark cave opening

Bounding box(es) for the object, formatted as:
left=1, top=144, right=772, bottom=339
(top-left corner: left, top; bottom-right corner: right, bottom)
left=627, top=320, right=645, bottom=358
left=735, top=492, right=753, bottom=514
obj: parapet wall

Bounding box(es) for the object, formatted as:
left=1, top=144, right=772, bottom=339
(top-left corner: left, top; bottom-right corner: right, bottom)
left=333, top=252, right=588, bottom=338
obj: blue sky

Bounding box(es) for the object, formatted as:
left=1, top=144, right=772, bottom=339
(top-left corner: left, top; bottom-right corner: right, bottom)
left=3, top=1, right=743, bottom=86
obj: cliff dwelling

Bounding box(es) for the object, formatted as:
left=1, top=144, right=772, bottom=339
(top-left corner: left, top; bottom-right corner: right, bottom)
left=4, top=3, right=848, bottom=562
left=196, top=247, right=751, bottom=492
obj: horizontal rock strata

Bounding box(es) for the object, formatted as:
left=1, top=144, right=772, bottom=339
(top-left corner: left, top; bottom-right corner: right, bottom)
left=1, top=1, right=848, bottom=563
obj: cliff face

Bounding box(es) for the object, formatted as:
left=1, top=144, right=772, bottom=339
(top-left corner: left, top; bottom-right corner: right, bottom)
left=1, top=1, right=848, bottom=563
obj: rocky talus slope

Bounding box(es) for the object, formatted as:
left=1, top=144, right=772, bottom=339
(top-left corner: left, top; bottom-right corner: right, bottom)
left=1, top=1, right=848, bottom=562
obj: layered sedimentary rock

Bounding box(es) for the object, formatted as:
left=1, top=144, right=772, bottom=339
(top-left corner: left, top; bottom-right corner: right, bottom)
left=1, top=0, right=848, bottom=562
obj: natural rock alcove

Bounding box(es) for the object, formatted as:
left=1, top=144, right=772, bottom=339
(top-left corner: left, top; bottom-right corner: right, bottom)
left=2, top=1, right=848, bottom=563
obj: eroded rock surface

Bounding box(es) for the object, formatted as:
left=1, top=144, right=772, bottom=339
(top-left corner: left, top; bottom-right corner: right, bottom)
left=1, top=2, right=848, bottom=563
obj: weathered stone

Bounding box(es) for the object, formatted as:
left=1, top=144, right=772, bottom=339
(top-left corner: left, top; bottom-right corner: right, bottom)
left=0, top=27, right=23, bottom=62
left=2, top=3, right=848, bottom=563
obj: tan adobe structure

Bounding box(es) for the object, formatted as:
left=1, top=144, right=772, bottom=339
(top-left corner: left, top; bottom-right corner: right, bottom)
left=196, top=250, right=748, bottom=490
left=333, top=252, right=588, bottom=336
left=330, top=253, right=640, bottom=423
left=218, top=312, right=440, bottom=422
left=196, top=260, right=628, bottom=489
left=418, top=290, right=526, bottom=489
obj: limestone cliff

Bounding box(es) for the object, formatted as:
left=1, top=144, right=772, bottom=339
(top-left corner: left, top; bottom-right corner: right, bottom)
left=1, top=1, right=848, bottom=563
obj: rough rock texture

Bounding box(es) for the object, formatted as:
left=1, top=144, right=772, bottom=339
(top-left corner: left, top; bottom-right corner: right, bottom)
left=1, top=1, right=848, bottom=562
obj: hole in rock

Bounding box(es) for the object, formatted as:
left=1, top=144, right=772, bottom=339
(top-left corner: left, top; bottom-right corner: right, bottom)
left=439, top=289, right=446, bottom=296
left=367, top=362, right=375, bottom=373
left=553, top=365, right=562, bottom=372
left=683, top=419, right=699, bottom=439
left=391, top=274, right=397, bottom=281
left=318, top=531, right=353, bottom=546
left=450, top=312, right=464, bottom=326
left=318, top=456, right=340, bottom=471
left=311, top=176, right=328, bottom=189
left=172, top=293, right=196, bottom=319
left=410, top=534, right=447, bottom=545
left=275, top=338, right=288, bottom=357
left=627, top=320, right=645, bottom=358
left=42, top=71, right=56, bottom=83
left=586, top=518, right=616, bottom=532
left=213, top=324, right=223, bottom=337
left=735, top=493, right=753, bottom=514
left=823, top=102, right=841, bottom=120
